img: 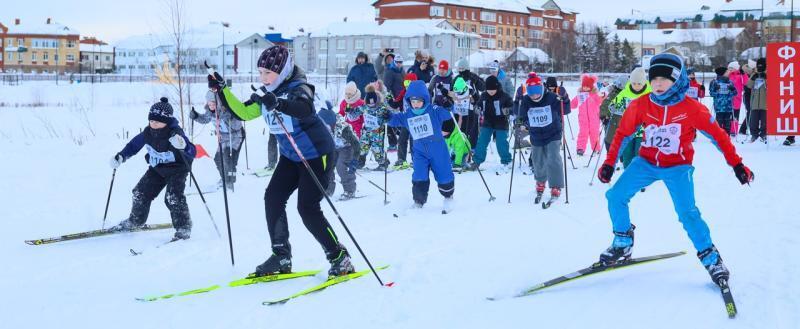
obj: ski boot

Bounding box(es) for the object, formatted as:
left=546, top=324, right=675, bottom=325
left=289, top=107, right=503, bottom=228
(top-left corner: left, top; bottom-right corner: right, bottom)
left=598, top=224, right=636, bottom=265
left=109, top=219, right=144, bottom=232
left=534, top=182, right=546, bottom=204
left=698, top=245, right=730, bottom=286
left=576, top=149, right=585, bottom=156
left=542, top=188, right=560, bottom=209
left=327, top=246, right=355, bottom=277
left=171, top=227, right=191, bottom=241
left=783, top=136, right=795, bottom=146
left=254, top=253, right=292, bottom=276
left=338, top=191, right=356, bottom=201
left=373, top=160, right=389, bottom=171
left=442, top=196, right=454, bottom=214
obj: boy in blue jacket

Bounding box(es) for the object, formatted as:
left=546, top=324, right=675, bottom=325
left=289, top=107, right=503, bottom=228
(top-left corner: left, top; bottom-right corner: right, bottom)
left=109, top=97, right=196, bottom=241
left=709, top=67, right=735, bottom=134
left=388, top=80, right=457, bottom=211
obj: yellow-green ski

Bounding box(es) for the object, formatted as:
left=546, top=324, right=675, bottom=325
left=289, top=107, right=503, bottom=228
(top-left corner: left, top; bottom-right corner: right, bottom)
left=264, top=265, right=390, bottom=306
left=137, top=270, right=321, bottom=302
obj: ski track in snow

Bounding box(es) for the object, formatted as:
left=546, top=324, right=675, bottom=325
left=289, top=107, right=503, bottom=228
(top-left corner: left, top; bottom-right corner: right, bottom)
left=0, top=81, right=798, bottom=328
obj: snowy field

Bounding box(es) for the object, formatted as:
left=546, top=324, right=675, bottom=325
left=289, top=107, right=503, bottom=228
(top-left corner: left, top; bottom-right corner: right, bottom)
left=0, top=80, right=798, bottom=329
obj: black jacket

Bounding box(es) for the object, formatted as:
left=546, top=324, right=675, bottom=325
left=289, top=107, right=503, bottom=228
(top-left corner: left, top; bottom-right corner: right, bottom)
left=480, top=90, right=514, bottom=130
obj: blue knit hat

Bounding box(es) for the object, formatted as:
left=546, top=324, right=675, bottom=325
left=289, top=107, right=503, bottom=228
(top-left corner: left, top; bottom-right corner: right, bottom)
left=148, top=97, right=173, bottom=123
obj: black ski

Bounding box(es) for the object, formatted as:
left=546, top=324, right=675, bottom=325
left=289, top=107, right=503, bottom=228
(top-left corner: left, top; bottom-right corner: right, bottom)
left=718, top=279, right=738, bottom=318
left=25, top=223, right=173, bottom=245
left=487, top=251, right=687, bottom=301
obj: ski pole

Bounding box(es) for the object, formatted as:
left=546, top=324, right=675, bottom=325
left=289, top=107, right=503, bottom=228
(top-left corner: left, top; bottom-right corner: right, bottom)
left=559, top=83, right=575, bottom=140
left=383, top=123, right=390, bottom=205
left=558, top=96, right=570, bottom=204
left=508, top=130, right=518, bottom=203
left=355, top=171, right=389, bottom=196
left=589, top=144, right=604, bottom=186
left=584, top=120, right=608, bottom=168
left=448, top=110, right=495, bottom=201
left=243, top=121, right=250, bottom=170
left=559, top=97, right=577, bottom=170
left=101, top=168, right=117, bottom=229
left=205, top=61, right=236, bottom=266
left=267, top=105, right=387, bottom=287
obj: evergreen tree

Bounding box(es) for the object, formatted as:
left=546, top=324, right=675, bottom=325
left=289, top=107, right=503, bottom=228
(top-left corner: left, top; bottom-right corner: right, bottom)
left=611, top=34, right=623, bottom=72
left=621, top=39, right=636, bottom=71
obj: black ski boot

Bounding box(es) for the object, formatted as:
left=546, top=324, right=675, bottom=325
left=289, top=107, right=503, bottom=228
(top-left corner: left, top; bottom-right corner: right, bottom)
left=171, top=227, right=191, bottom=241
left=255, top=252, right=292, bottom=276
left=598, top=224, right=636, bottom=265
left=109, top=219, right=144, bottom=232
left=784, top=136, right=796, bottom=146
left=698, top=245, right=730, bottom=286
left=327, top=246, right=355, bottom=277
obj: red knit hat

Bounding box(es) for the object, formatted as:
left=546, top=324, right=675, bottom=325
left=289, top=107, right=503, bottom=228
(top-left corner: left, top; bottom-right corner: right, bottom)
left=526, top=72, right=542, bottom=87
left=581, top=74, right=598, bottom=89
left=405, top=72, right=418, bottom=81
left=438, top=60, right=449, bottom=71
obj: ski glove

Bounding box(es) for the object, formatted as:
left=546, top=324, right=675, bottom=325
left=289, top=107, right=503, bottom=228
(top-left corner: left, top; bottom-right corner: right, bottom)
left=251, top=86, right=279, bottom=111
left=169, top=134, right=187, bottom=150
left=189, top=108, right=200, bottom=120
left=208, top=72, right=226, bottom=90
left=733, top=163, right=754, bottom=185
left=598, top=163, right=615, bottom=183
left=110, top=154, right=124, bottom=169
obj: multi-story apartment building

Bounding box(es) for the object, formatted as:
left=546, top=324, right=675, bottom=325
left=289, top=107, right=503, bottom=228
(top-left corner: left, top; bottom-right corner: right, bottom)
left=0, top=18, right=80, bottom=73
left=372, top=0, right=577, bottom=50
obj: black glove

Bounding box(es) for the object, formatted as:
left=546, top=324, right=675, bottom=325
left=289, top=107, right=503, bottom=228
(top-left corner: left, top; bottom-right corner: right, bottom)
left=601, top=116, right=609, bottom=126
left=598, top=164, right=615, bottom=183
left=733, top=163, right=754, bottom=185
left=208, top=72, right=226, bottom=90
left=437, top=83, right=449, bottom=97
left=250, top=86, right=279, bottom=110
left=189, top=108, right=199, bottom=120
left=441, top=96, right=453, bottom=108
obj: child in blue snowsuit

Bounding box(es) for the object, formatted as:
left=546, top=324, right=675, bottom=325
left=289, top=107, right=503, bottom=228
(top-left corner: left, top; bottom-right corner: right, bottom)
left=709, top=67, right=735, bottom=134
left=388, top=80, right=456, bottom=207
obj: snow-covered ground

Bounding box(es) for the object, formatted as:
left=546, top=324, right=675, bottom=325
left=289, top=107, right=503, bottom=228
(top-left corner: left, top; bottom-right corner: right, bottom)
left=0, top=80, right=798, bottom=328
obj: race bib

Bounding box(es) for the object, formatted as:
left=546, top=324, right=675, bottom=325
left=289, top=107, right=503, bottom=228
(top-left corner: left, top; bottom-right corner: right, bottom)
left=493, top=100, right=501, bottom=116
left=145, top=145, right=176, bottom=167
left=755, top=78, right=765, bottom=90
left=642, top=123, right=681, bottom=155
left=687, top=87, right=699, bottom=99
left=579, top=92, right=589, bottom=104
left=527, top=106, right=553, bottom=128
left=717, top=84, right=730, bottom=95
left=407, top=114, right=434, bottom=139
left=364, top=114, right=379, bottom=131
left=266, top=111, right=294, bottom=134
left=454, top=98, right=470, bottom=116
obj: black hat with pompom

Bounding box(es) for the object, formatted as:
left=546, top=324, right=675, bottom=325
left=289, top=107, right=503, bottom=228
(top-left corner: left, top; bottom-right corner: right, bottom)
left=149, top=97, right=174, bottom=123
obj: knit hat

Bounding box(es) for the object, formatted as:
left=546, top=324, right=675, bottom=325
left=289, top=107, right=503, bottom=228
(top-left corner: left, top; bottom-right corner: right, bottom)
left=545, top=77, right=558, bottom=88
left=149, top=97, right=174, bottom=124
left=403, top=72, right=418, bottom=89
left=580, top=74, right=598, bottom=89
left=747, top=59, right=757, bottom=69
left=613, top=76, right=628, bottom=90
left=687, top=67, right=696, bottom=76
left=455, top=58, right=469, bottom=72
left=486, top=75, right=500, bottom=90
left=394, top=55, right=404, bottom=64
left=488, top=61, right=500, bottom=72
left=257, top=46, right=290, bottom=73
left=714, top=67, right=728, bottom=77
left=727, top=61, right=740, bottom=71
left=756, top=58, right=766, bottom=72
left=630, top=67, right=647, bottom=85
left=526, top=73, right=544, bottom=96
left=438, top=60, right=449, bottom=71
left=344, top=81, right=361, bottom=104
left=205, top=90, right=216, bottom=103
left=648, top=53, right=683, bottom=82
left=355, top=52, right=368, bottom=64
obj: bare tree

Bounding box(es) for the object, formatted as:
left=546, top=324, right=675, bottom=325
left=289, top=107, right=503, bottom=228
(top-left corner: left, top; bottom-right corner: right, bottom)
left=160, top=0, right=191, bottom=127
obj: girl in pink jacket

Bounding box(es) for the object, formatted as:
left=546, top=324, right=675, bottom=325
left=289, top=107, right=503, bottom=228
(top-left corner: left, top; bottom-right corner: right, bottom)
left=571, top=74, right=604, bottom=156
left=728, top=61, right=747, bottom=117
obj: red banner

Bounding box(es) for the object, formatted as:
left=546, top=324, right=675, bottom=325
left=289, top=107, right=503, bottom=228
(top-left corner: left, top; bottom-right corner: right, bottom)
left=767, top=42, right=800, bottom=136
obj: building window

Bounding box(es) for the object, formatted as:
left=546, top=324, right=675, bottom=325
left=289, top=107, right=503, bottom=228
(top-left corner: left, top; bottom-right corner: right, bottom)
left=67, top=40, right=75, bottom=48
left=506, top=41, right=510, bottom=48
left=530, top=17, right=543, bottom=27
left=372, top=38, right=381, bottom=49
left=105, top=55, right=111, bottom=61
left=481, top=11, right=496, bottom=22
left=8, top=52, right=13, bottom=61
left=318, top=55, right=327, bottom=69
left=456, top=10, right=460, bottom=19
left=43, top=52, right=49, bottom=61
left=456, top=23, right=461, bottom=30
left=471, top=25, right=477, bottom=33
left=409, top=38, right=419, bottom=49
left=6, top=39, right=12, bottom=47
left=513, top=29, right=518, bottom=37
left=472, top=12, right=476, bottom=20
left=31, top=52, right=37, bottom=62
left=480, top=25, right=496, bottom=36
left=562, top=21, right=570, bottom=30
left=498, top=15, right=503, bottom=24
left=480, top=38, right=496, bottom=49
left=447, top=9, right=451, bottom=18
left=457, top=37, right=471, bottom=49
left=337, top=39, right=346, bottom=50
left=355, top=39, right=365, bottom=49
left=17, top=38, right=24, bottom=46
left=643, top=48, right=655, bottom=56
left=390, top=38, right=400, bottom=48
left=513, top=16, right=517, bottom=25
left=320, top=39, right=328, bottom=50
left=430, top=6, right=444, bottom=17
left=530, top=30, right=543, bottom=39
left=66, top=54, right=75, bottom=61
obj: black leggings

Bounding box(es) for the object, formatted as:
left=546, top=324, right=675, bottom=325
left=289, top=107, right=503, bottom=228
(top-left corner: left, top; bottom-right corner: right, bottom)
left=129, top=168, right=191, bottom=230
left=264, top=154, right=341, bottom=258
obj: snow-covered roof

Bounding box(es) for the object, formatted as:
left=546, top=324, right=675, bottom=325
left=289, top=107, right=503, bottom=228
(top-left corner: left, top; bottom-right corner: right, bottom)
left=433, top=0, right=539, bottom=14
left=467, top=49, right=510, bottom=68
left=509, top=47, right=550, bottom=63
left=308, top=19, right=478, bottom=38
left=114, top=24, right=253, bottom=50
left=4, top=20, right=79, bottom=36
left=740, top=46, right=766, bottom=60
left=608, top=28, right=745, bottom=47
left=617, top=1, right=797, bottom=24
left=79, top=44, right=114, bottom=53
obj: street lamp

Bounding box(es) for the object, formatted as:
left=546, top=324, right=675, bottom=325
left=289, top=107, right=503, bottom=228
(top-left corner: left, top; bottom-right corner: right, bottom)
left=631, top=9, right=646, bottom=67
left=325, top=32, right=330, bottom=89
left=212, top=21, right=230, bottom=78
left=251, top=38, right=258, bottom=83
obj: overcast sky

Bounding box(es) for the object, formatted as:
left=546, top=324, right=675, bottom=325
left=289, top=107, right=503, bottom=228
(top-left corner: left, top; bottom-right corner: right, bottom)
left=1, top=0, right=790, bottom=43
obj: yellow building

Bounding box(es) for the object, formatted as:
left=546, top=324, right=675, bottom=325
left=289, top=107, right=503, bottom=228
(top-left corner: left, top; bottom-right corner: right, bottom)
left=1, top=18, right=80, bottom=73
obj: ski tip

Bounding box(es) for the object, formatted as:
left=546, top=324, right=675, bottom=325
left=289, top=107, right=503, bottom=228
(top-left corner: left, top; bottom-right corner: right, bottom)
left=392, top=213, right=399, bottom=218
left=384, top=281, right=396, bottom=287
